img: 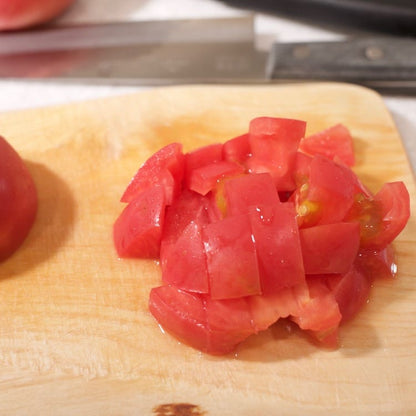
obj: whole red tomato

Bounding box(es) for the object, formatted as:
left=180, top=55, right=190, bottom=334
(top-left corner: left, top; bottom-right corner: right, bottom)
left=0, top=136, right=37, bottom=261
left=0, top=0, right=75, bottom=31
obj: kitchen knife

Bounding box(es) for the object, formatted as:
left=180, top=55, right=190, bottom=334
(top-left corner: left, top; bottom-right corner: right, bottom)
left=0, top=15, right=415, bottom=92
left=222, top=0, right=416, bottom=36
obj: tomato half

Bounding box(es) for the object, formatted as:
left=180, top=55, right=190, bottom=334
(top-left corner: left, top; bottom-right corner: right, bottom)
left=0, top=136, right=37, bottom=261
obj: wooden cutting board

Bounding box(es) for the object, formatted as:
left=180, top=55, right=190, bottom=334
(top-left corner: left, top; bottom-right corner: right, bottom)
left=0, top=83, right=414, bottom=416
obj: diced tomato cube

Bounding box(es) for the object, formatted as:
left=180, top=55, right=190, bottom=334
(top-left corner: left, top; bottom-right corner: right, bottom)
left=184, top=143, right=223, bottom=174
left=113, top=185, right=166, bottom=258
left=161, top=221, right=209, bottom=293
left=300, top=123, right=355, bottom=166
left=161, top=189, right=210, bottom=246
left=149, top=285, right=209, bottom=352
left=325, top=266, right=371, bottom=322
left=295, top=155, right=357, bottom=227
left=293, top=151, right=313, bottom=186
left=247, top=117, right=306, bottom=191
left=205, top=297, right=255, bottom=354
left=248, top=283, right=309, bottom=332
left=149, top=286, right=255, bottom=355
left=351, top=181, right=410, bottom=250
left=223, top=172, right=280, bottom=216
left=249, top=203, right=305, bottom=293
left=222, top=133, right=251, bottom=165
left=299, top=222, right=360, bottom=275
left=291, top=277, right=342, bottom=342
left=355, top=245, right=397, bottom=280
left=121, top=142, right=184, bottom=205
left=202, top=214, right=261, bottom=299
left=188, top=161, right=244, bottom=196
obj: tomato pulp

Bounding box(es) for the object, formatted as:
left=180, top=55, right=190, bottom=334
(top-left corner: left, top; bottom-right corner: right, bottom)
left=0, top=136, right=37, bottom=261
left=114, top=117, right=410, bottom=355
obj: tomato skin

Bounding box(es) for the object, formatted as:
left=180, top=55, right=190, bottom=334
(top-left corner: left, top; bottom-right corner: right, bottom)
left=299, top=222, right=360, bottom=275
left=300, top=123, right=355, bottom=166
left=0, top=136, right=37, bottom=262
left=113, top=185, right=166, bottom=258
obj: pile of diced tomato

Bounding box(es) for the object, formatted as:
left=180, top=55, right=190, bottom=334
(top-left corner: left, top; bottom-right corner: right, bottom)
left=113, top=117, right=410, bottom=355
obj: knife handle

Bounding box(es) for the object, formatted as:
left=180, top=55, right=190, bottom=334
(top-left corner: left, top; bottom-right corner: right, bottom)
left=267, top=37, right=416, bottom=86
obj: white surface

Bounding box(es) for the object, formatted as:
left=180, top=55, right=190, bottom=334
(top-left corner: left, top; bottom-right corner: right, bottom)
left=0, top=0, right=415, bottom=172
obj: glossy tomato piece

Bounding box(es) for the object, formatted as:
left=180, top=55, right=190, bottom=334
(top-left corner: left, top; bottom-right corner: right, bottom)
left=347, top=181, right=410, bottom=250
left=300, top=123, right=355, bottom=166
left=247, top=117, right=306, bottom=191
left=121, top=142, right=184, bottom=205
left=293, top=151, right=313, bottom=186
left=202, top=213, right=261, bottom=299
left=325, top=266, right=371, bottom=322
left=149, top=285, right=256, bottom=355
left=0, top=136, right=37, bottom=261
left=187, top=161, right=244, bottom=196
left=113, top=185, right=166, bottom=258
left=355, top=245, right=397, bottom=280
left=299, top=222, right=360, bottom=274
left=184, top=143, right=223, bottom=173
left=249, top=203, right=305, bottom=293
left=295, top=155, right=357, bottom=227
left=160, top=189, right=212, bottom=293
left=292, top=277, right=342, bottom=345
left=223, top=172, right=280, bottom=216
left=161, top=221, right=209, bottom=293
left=248, top=283, right=309, bottom=332
left=205, top=296, right=255, bottom=354
left=161, top=189, right=210, bottom=246
left=222, top=133, right=251, bottom=165
left=149, top=285, right=210, bottom=352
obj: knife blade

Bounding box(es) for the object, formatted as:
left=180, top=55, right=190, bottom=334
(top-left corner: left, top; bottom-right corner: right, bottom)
left=0, top=15, right=415, bottom=93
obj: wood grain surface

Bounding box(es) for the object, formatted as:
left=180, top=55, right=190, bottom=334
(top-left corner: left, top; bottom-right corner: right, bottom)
left=0, top=83, right=414, bottom=415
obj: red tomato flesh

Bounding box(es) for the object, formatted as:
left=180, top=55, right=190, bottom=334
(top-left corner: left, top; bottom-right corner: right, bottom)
left=113, top=185, right=166, bottom=258
left=114, top=116, right=411, bottom=355
left=223, top=172, right=280, bottom=216
left=121, top=142, right=184, bottom=205
left=300, top=123, right=355, bottom=166
left=222, top=133, right=251, bottom=165
left=249, top=203, right=305, bottom=292
left=247, top=117, right=306, bottom=191
left=299, top=222, right=360, bottom=275
left=202, top=214, right=261, bottom=299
